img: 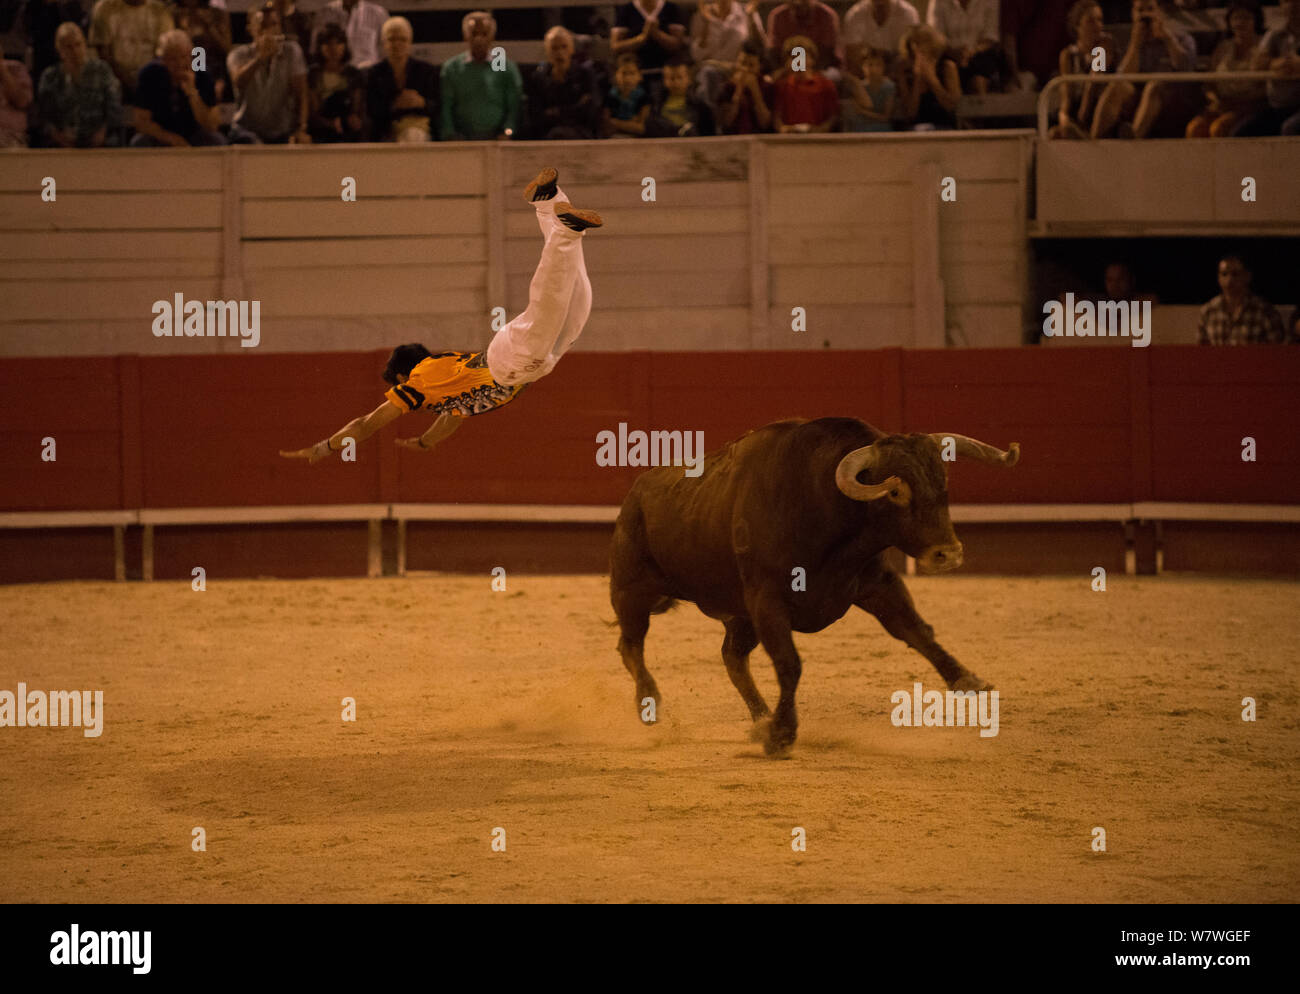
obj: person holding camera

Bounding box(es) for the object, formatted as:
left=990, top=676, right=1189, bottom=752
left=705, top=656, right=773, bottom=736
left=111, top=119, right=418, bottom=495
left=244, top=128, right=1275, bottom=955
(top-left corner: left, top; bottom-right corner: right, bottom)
left=227, top=1, right=311, bottom=143
left=1090, top=0, right=1195, bottom=139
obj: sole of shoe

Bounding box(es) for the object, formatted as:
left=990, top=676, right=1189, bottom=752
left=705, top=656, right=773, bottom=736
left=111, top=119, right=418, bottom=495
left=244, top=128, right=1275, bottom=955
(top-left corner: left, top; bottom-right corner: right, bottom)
left=523, top=167, right=559, bottom=204
left=554, top=203, right=603, bottom=231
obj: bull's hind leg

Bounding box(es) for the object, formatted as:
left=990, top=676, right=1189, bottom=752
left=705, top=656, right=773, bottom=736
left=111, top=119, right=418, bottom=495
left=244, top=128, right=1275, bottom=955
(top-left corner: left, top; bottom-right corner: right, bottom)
left=611, top=586, right=664, bottom=722
left=721, top=617, right=771, bottom=722
left=855, top=569, right=991, bottom=691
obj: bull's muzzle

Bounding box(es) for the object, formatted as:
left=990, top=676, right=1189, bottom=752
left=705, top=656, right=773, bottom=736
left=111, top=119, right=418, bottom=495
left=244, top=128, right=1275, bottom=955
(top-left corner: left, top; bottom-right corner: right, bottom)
left=918, top=543, right=964, bottom=573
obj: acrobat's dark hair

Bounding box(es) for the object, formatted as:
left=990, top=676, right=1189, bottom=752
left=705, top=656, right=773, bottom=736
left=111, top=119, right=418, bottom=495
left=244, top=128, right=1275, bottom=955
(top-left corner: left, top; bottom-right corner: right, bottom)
left=383, top=343, right=433, bottom=384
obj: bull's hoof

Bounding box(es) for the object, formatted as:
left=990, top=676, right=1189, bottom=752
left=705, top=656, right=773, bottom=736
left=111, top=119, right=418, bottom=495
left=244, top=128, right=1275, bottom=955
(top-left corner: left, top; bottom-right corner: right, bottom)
left=636, top=692, right=660, bottom=724
left=750, top=717, right=796, bottom=757
left=949, top=672, right=994, bottom=692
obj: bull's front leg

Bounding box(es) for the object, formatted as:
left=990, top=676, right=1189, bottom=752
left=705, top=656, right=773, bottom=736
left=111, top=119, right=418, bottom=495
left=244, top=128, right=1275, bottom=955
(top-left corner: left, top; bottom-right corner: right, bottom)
left=855, top=569, right=992, bottom=691
left=746, top=593, right=802, bottom=756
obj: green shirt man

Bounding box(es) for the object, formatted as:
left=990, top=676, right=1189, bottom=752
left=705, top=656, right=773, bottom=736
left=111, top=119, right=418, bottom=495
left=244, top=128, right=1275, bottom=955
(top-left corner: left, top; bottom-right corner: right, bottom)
left=439, top=11, right=522, bottom=140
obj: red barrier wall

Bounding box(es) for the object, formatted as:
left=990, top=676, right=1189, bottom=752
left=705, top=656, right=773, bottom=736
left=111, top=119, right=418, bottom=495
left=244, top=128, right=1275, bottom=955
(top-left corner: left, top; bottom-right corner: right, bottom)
left=2, top=347, right=1298, bottom=511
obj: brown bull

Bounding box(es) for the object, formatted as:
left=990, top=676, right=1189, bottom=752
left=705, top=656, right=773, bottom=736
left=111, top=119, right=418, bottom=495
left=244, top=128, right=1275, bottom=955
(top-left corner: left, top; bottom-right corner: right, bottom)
left=609, top=417, right=1020, bottom=755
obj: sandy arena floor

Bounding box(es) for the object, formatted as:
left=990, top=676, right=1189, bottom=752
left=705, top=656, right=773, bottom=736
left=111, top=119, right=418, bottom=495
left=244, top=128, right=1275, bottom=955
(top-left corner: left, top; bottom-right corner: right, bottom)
left=1, top=574, right=1297, bottom=903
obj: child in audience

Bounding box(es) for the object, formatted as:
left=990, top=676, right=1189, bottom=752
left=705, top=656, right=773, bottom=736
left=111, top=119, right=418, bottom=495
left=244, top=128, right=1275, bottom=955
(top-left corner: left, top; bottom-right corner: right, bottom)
left=772, top=35, right=838, bottom=132
left=716, top=40, right=773, bottom=133
left=604, top=52, right=651, bottom=136
left=649, top=55, right=715, bottom=135
left=843, top=48, right=895, bottom=131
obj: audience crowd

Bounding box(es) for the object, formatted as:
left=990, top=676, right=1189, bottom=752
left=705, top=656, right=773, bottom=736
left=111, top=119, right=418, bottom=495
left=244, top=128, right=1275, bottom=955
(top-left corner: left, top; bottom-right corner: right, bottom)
left=2, top=0, right=1299, bottom=147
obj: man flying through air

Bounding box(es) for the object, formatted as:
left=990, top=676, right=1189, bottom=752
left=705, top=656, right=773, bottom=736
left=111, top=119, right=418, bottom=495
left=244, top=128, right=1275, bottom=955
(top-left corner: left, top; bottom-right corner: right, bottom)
left=280, top=167, right=600, bottom=464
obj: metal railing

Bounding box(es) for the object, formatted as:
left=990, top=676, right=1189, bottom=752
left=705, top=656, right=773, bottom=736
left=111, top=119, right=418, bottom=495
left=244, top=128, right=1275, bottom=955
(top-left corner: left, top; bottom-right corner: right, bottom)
left=1037, top=71, right=1280, bottom=138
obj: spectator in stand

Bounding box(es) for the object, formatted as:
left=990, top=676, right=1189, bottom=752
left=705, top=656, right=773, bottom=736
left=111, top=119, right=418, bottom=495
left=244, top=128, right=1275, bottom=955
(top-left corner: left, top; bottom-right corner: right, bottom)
left=1000, top=0, right=1072, bottom=91
left=170, top=0, right=231, bottom=101
left=227, top=3, right=310, bottom=143
left=1186, top=1, right=1267, bottom=138
left=1048, top=0, right=1116, bottom=139
left=307, top=21, right=364, bottom=141
left=0, top=53, right=33, bottom=147
left=690, top=0, right=765, bottom=107
left=1102, top=260, right=1158, bottom=303
left=842, top=47, right=896, bottom=130
left=131, top=28, right=224, bottom=144
left=366, top=15, right=436, bottom=141
left=24, top=0, right=88, bottom=87
left=1235, top=0, right=1300, bottom=136
left=603, top=51, right=650, bottom=136
left=88, top=0, right=174, bottom=98
left=523, top=25, right=600, bottom=140
left=772, top=34, right=838, bottom=131
left=767, top=0, right=841, bottom=73
left=896, top=22, right=960, bottom=129
left=315, top=0, right=387, bottom=69
left=269, top=0, right=312, bottom=58
left=611, top=0, right=688, bottom=82
left=843, top=0, right=917, bottom=79
left=440, top=11, right=521, bottom=140
left=648, top=53, right=714, bottom=135
left=1091, top=0, right=1195, bottom=139
left=1198, top=255, right=1285, bottom=345
left=37, top=21, right=123, bottom=146
left=715, top=39, right=773, bottom=133
left=926, top=0, right=1008, bottom=93
left=1288, top=309, right=1300, bottom=345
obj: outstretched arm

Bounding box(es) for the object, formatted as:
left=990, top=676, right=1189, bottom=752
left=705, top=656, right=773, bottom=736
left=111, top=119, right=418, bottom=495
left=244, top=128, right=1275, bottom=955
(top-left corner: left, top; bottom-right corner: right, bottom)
left=279, top=399, right=405, bottom=464
left=395, top=412, right=464, bottom=452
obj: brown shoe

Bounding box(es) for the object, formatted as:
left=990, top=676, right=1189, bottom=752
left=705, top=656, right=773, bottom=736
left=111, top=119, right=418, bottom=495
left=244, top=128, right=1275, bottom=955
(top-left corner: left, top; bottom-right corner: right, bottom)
left=554, top=202, right=603, bottom=232
left=523, top=167, right=558, bottom=203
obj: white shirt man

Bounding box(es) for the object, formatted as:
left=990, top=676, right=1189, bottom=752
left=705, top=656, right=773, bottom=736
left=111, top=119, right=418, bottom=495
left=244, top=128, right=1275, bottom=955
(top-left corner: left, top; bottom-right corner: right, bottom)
left=842, top=0, right=918, bottom=58
left=926, top=0, right=999, bottom=52
left=316, top=0, right=389, bottom=68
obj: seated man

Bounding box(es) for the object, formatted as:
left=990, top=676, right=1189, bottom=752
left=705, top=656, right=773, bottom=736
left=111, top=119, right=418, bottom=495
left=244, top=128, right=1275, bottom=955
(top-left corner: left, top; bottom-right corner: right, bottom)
left=280, top=169, right=604, bottom=465
left=37, top=21, right=123, bottom=147
left=131, top=29, right=225, bottom=145
left=88, top=0, right=174, bottom=98
left=1197, top=255, right=1285, bottom=345
left=439, top=10, right=522, bottom=140
left=715, top=40, right=774, bottom=133
left=227, top=1, right=311, bottom=143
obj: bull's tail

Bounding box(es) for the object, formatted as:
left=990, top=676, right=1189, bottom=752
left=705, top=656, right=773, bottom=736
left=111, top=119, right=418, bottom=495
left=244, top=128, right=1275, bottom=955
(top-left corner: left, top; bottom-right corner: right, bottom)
left=649, top=596, right=678, bottom=615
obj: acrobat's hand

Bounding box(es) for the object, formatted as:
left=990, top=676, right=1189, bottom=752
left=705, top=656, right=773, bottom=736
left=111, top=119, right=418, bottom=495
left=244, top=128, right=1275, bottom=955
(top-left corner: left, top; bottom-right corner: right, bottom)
left=279, top=441, right=331, bottom=465
left=394, top=437, right=432, bottom=452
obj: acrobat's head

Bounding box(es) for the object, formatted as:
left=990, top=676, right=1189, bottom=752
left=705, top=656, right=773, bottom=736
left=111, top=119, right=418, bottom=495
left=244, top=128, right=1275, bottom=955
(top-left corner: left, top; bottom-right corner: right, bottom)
left=383, top=343, right=432, bottom=385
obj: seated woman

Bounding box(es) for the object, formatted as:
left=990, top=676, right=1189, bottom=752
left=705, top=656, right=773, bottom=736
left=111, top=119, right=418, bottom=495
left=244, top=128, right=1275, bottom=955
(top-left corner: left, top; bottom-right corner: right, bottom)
left=896, top=23, right=959, bottom=131
left=308, top=22, right=365, bottom=142
left=1049, top=0, right=1115, bottom=139
left=1185, top=0, right=1267, bottom=138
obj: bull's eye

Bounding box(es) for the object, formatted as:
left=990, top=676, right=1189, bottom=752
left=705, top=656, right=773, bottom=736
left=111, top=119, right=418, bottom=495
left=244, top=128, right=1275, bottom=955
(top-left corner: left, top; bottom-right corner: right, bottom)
left=889, top=489, right=899, bottom=498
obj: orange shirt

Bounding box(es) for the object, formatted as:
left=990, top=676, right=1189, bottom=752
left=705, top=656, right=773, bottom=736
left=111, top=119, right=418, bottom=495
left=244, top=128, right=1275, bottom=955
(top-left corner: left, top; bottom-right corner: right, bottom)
left=384, top=352, right=525, bottom=418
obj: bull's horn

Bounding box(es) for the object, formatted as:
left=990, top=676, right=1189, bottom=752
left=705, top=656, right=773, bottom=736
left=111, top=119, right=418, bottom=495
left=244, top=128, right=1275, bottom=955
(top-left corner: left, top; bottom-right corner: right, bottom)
left=929, top=434, right=1020, bottom=467
left=835, top=446, right=912, bottom=504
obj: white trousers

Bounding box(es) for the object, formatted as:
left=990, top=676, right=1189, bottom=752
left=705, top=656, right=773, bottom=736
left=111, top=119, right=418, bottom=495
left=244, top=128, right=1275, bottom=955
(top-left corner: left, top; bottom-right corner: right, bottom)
left=486, top=187, right=593, bottom=386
